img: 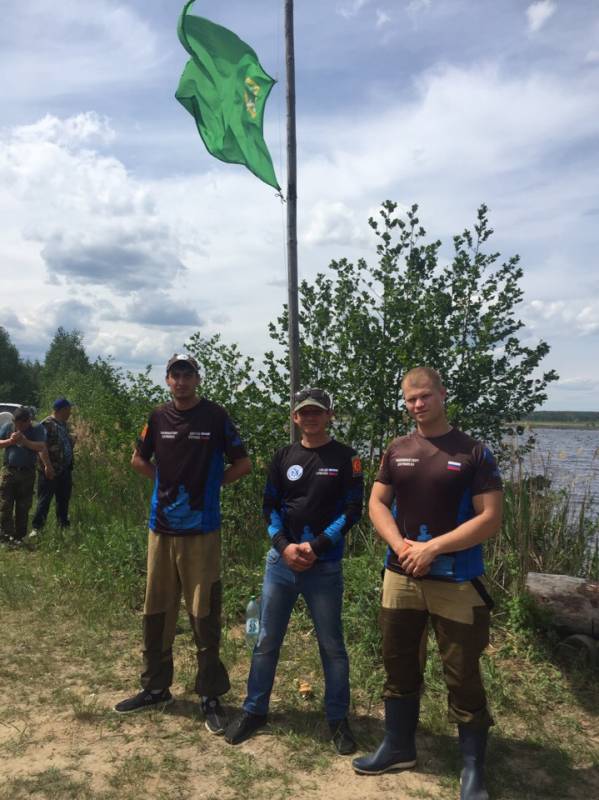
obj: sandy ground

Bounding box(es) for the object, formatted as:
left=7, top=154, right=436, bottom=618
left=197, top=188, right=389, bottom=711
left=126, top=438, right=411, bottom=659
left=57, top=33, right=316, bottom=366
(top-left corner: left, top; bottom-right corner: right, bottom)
left=1, top=603, right=597, bottom=800
left=0, top=607, right=448, bottom=800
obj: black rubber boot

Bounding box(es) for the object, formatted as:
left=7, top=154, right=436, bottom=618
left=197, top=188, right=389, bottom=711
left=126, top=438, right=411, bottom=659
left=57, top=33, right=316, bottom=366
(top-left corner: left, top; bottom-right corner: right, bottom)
left=352, top=696, right=419, bottom=775
left=458, top=724, right=489, bottom=800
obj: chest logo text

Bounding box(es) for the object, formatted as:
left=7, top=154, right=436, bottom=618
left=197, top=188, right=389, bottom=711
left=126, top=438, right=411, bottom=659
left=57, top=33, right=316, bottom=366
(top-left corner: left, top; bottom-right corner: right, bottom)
left=394, top=457, right=419, bottom=467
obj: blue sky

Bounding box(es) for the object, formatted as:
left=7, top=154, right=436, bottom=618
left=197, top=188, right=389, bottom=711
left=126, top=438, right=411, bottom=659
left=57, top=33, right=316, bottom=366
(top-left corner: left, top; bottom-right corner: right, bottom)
left=1, top=0, right=598, bottom=409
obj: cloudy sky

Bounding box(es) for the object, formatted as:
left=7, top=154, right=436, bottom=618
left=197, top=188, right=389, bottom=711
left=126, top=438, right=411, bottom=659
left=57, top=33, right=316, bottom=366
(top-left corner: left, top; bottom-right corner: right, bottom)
left=1, top=0, right=598, bottom=409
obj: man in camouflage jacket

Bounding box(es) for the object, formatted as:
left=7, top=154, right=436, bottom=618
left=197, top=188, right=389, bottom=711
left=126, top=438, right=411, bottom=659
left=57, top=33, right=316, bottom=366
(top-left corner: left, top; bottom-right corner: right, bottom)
left=31, top=397, right=75, bottom=535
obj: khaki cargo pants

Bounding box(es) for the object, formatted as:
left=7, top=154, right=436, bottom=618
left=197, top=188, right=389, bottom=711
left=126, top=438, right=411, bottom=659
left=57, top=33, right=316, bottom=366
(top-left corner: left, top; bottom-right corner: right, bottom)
left=141, top=529, right=230, bottom=698
left=380, top=569, right=494, bottom=728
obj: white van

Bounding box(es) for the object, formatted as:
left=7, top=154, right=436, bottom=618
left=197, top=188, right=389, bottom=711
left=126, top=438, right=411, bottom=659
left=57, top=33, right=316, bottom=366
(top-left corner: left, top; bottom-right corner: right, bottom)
left=0, top=403, right=37, bottom=429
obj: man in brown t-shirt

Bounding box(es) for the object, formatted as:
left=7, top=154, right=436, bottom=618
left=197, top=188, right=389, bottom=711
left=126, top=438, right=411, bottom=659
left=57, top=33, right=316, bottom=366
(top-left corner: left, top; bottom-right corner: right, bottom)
left=114, top=354, right=251, bottom=734
left=353, top=368, right=502, bottom=800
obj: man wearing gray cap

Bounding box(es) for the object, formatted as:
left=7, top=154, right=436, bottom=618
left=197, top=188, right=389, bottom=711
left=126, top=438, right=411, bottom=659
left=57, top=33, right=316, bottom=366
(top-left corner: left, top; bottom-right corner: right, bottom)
left=30, top=397, right=75, bottom=538
left=225, top=387, right=364, bottom=754
left=115, top=354, right=251, bottom=735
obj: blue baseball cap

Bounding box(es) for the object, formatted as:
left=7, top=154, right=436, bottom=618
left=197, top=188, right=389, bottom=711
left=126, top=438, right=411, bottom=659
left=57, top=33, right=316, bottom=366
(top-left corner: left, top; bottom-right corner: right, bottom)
left=53, top=397, right=72, bottom=411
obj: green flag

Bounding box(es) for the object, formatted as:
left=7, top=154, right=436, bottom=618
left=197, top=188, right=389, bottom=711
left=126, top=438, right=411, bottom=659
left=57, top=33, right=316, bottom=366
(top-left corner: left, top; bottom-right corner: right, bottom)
left=175, top=1, right=280, bottom=190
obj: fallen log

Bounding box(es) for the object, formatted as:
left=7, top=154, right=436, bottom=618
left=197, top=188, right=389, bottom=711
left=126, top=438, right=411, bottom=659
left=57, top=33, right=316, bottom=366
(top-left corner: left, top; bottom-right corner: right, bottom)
left=525, top=572, right=599, bottom=638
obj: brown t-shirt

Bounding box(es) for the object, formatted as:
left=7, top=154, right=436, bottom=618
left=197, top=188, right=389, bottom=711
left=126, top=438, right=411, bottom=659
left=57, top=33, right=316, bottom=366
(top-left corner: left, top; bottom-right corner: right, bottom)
left=376, top=428, right=502, bottom=580
left=137, top=398, right=247, bottom=535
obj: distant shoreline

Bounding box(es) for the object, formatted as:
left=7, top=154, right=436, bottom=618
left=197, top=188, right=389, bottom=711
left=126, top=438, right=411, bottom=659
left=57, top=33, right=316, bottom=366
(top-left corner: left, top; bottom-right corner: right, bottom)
left=511, top=411, right=599, bottom=431
left=517, top=421, right=599, bottom=430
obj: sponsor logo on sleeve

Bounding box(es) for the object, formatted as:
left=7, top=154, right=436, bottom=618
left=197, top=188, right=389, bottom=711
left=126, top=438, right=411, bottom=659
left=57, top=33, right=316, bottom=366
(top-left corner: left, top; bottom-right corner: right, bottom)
left=316, top=467, right=339, bottom=476
left=189, top=431, right=211, bottom=440
left=352, top=456, right=363, bottom=476
left=286, top=464, right=304, bottom=481
left=160, top=430, right=178, bottom=440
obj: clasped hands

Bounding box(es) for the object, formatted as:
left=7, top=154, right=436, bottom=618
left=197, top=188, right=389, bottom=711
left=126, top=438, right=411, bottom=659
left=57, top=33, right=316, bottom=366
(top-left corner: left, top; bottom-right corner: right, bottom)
left=396, top=539, right=436, bottom=578
left=282, top=542, right=316, bottom=572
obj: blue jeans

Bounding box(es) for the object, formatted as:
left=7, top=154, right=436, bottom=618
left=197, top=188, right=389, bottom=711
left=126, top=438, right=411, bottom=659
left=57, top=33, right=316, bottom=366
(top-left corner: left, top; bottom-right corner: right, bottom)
left=243, top=548, right=350, bottom=722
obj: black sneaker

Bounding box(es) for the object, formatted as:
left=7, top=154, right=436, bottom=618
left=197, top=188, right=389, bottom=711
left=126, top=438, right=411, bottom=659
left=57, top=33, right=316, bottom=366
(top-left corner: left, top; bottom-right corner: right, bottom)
left=201, top=697, right=227, bottom=735
left=330, top=718, right=357, bottom=756
left=224, top=711, right=268, bottom=745
left=114, top=688, right=173, bottom=714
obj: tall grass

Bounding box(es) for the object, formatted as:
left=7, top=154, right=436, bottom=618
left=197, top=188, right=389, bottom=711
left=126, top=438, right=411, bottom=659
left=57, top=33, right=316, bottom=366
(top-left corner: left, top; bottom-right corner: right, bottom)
left=488, top=464, right=599, bottom=593
left=34, top=431, right=599, bottom=623
left=24, top=355, right=598, bottom=652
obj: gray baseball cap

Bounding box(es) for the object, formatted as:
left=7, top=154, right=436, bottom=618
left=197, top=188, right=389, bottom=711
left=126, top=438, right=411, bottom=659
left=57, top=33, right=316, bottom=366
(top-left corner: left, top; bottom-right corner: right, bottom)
left=166, top=353, right=200, bottom=374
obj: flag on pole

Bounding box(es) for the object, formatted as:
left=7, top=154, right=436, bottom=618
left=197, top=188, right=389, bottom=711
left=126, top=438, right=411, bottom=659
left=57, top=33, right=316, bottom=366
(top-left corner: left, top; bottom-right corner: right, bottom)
left=175, top=0, right=280, bottom=190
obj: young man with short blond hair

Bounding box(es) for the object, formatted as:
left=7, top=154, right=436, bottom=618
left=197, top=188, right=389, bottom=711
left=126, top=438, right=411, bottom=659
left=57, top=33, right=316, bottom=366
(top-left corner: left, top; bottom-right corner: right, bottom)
left=353, top=368, right=502, bottom=800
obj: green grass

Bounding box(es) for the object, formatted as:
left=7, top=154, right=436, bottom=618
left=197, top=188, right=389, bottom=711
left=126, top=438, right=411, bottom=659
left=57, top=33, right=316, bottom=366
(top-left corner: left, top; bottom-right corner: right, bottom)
left=1, top=437, right=598, bottom=799
left=1, top=543, right=598, bottom=799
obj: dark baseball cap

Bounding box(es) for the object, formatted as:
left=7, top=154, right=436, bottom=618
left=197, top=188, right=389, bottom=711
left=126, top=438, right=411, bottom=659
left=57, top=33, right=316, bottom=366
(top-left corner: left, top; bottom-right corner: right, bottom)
left=293, top=387, right=332, bottom=412
left=166, top=353, right=200, bottom=374
left=53, top=397, right=72, bottom=411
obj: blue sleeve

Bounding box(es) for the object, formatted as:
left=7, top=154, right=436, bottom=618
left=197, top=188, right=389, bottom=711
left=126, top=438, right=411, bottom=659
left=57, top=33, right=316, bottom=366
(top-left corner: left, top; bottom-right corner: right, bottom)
left=263, top=450, right=291, bottom=554
left=310, top=453, right=364, bottom=556
left=223, top=412, right=248, bottom=461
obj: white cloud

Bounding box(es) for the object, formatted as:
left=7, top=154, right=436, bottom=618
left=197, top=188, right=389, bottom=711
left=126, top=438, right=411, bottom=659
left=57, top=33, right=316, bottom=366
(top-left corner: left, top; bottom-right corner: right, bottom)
left=0, top=309, right=24, bottom=331
left=297, top=64, right=599, bottom=222
left=11, top=112, right=115, bottom=149
left=575, top=306, right=599, bottom=335
left=88, top=330, right=184, bottom=366
left=407, top=0, right=432, bottom=15
left=525, top=299, right=599, bottom=337
left=0, top=1, right=163, bottom=100
left=0, top=113, right=183, bottom=292
left=303, top=201, right=371, bottom=246
left=336, top=0, right=372, bottom=19
left=526, top=1, right=557, bottom=34
left=376, top=9, right=392, bottom=28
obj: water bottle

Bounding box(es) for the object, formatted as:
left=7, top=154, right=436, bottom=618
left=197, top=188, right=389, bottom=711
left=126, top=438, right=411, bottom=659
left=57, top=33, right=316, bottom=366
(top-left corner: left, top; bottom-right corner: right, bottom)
left=245, top=595, right=260, bottom=649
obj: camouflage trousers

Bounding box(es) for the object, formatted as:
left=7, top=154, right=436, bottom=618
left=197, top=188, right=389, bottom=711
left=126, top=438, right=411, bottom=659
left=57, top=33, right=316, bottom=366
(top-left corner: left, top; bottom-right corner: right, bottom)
left=0, top=466, right=36, bottom=541
left=380, top=569, right=494, bottom=728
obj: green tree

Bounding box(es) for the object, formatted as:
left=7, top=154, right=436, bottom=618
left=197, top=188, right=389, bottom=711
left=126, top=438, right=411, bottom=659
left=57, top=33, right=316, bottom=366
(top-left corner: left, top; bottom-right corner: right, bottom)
left=186, top=332, right=287, bottom=459
left=265, top=202, right=557, bottom=463
left=42, top=327, right=90, bottom=380
left=0, top=326, right=40, bottom=404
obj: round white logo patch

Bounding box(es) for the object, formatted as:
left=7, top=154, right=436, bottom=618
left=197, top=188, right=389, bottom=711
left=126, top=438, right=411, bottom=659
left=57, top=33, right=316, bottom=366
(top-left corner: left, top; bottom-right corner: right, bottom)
left=286, top=464, right=304, bottom=481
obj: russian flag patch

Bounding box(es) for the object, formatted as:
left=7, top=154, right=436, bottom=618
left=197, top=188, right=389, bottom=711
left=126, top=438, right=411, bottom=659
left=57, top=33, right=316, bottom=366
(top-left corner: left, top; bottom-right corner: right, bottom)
left=447, top=461, right=461, bottom=472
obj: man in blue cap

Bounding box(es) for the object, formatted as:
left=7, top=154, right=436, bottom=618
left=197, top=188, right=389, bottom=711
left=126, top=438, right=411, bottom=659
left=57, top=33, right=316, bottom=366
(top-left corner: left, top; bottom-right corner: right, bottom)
left=30, top=397, right=75, bottom=538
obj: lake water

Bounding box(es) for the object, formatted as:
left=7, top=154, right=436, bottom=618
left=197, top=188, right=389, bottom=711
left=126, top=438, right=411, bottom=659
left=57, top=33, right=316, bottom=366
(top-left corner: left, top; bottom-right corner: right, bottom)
left=505, top=427, right=599, bottom=516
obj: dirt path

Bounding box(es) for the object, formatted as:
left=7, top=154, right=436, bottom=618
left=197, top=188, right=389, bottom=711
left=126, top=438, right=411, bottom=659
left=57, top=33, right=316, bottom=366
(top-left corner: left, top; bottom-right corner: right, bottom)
left=1, top=579, right=597, bottom=800
left=0, top=606, right=448, bottom=800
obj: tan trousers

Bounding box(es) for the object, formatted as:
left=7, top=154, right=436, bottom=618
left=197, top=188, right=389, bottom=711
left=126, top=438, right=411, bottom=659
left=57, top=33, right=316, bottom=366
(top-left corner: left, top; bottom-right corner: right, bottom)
left=141, top=529, right=230, bottom=698
left=380, top=569, right=494, bottom=728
